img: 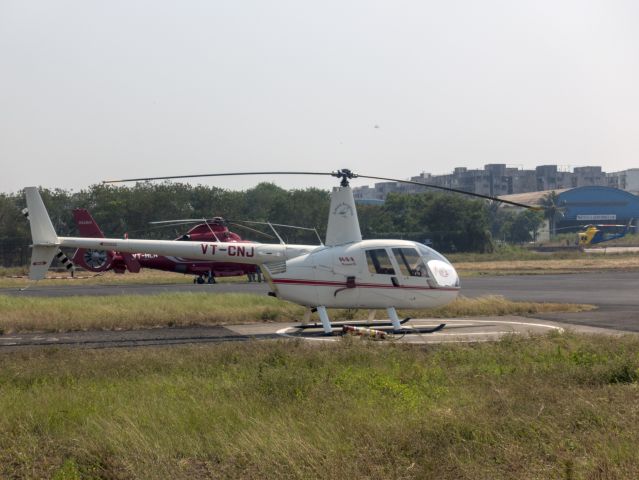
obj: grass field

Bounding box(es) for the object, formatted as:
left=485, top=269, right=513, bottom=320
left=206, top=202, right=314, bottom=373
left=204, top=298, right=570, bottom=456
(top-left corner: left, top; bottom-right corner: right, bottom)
left=0, top=293, right=594, bottom=334
left=1, top=333, right=638, bottom=479
left=0, top=268, right=249, bottom=288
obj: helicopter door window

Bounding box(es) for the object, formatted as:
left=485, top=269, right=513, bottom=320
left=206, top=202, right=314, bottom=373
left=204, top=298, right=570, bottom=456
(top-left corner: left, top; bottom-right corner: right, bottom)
left=392, top=248, right=428, bottom=277
left=365, top=249, right=396, bottom=275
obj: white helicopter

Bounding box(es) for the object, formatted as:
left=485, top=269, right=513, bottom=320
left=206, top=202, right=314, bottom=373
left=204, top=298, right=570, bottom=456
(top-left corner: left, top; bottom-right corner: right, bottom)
left=24, top=169, right=536, bottom=334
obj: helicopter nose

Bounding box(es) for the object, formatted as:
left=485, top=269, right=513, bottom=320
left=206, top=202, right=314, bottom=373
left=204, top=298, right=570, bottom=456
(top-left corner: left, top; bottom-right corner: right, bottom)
left=428, top=260, right=460, bottom=288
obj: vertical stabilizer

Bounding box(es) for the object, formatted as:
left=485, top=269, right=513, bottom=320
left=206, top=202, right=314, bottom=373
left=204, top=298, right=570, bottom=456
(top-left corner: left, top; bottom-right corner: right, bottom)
left=25, top=187, right=59, bottom=280
left=73, top=208, right=106, bottom=237
left=25, top=187, right=58, bottom=245
left=324, top=186, right=362, bottom=246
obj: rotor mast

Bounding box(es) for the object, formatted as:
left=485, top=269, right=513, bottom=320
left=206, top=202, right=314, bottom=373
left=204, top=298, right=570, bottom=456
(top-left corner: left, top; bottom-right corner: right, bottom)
left=325, top=172, right=362, bottom=247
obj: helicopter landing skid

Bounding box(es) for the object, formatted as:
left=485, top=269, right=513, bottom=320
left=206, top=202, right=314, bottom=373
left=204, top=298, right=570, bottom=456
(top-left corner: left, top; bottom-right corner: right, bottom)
left=296, top=317, right=412, bottom=330
left=297, top=319, right=447, bottom=335
left=391, top=323, right=446, bottom=334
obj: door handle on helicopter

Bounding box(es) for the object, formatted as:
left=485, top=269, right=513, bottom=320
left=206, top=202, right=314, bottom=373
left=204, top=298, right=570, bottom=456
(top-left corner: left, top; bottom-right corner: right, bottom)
left=333, top=276, right=357, bottom=296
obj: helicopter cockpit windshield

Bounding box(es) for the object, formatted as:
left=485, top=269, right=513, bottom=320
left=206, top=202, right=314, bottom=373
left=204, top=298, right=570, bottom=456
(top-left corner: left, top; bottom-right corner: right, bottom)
left=415, top=243, right=452, bottom=265
left=414, top=242, right=459, bottom=288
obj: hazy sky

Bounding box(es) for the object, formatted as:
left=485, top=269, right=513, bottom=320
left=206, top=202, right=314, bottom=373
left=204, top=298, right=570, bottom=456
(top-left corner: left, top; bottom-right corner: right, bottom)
left=2, top=0, right=639, bottom=194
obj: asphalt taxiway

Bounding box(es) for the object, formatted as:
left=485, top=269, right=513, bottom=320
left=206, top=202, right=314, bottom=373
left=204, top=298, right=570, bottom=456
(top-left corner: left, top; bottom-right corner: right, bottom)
left=1, top=271, right=638, bottom=349
left=0, top=315, right=625, bottom=350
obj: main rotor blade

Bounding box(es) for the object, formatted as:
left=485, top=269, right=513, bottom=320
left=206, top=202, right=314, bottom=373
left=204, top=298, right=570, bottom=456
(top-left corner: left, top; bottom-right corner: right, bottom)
left=103, top=171, right=334, bottom=184
left=233, top=219, right=318, bottom=232
left=103, top=168, right=539, bottom=209
left=554, top=226, right=581, bottom=231
left=228, top=223, right=276, bottom=239
left=149, top=219, right=207, bottom=225
left=596, top=224, right=635, bottom=228
left=147, top=221, right=205, bottom=229
left=356, top=174, right=542, bottom=210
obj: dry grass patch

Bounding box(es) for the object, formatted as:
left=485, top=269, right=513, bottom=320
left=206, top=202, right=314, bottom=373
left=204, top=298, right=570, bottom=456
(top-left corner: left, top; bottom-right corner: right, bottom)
left=455, top=256, right=639, bottom=276
left=0, top=293, right=594, bottom=334
left=0, top=293, right=301, bottom=333
left=0, top=268, right=249, bottom=288
left=420, top=295, right=595, bottom=317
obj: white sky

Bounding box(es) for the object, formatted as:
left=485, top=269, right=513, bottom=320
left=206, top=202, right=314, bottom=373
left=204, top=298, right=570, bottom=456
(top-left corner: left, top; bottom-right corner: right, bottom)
left=1, top=0, right=639, bottom=193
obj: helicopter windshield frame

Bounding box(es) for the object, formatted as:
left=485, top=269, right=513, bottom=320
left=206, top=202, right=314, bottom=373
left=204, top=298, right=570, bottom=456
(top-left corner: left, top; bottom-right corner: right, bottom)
left=414, top=242, right=453, bottom=265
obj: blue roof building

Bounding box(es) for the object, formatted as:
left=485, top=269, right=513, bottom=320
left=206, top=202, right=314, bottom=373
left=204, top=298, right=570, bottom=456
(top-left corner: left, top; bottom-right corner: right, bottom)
left=557, top=186, right=639, bottom=224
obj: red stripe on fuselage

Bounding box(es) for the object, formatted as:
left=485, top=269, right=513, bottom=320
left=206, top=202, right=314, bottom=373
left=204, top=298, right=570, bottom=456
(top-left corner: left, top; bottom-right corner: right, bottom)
left=271, top=278, right=460, bottom=291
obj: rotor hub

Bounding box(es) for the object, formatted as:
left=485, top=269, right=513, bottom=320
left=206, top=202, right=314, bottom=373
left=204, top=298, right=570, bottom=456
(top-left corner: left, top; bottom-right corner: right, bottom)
left=332, top=169, right=357, bottom=187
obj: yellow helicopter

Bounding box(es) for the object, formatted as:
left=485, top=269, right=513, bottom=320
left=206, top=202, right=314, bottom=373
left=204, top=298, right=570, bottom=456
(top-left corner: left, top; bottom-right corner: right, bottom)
left=574, top=221, right=636, bottom=247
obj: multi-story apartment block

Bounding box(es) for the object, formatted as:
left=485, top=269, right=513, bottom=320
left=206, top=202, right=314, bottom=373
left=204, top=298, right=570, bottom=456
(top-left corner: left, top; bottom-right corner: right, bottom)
left=607, top=169, right=639, bottom=195
left=353, top=164, right=628, bottom=202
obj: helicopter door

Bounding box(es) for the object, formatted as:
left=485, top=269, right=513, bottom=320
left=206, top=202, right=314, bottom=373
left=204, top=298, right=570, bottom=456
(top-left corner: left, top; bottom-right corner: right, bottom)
left=391, top=247, right=429, bottom=299
left=364, top=248, right=399, bottom=287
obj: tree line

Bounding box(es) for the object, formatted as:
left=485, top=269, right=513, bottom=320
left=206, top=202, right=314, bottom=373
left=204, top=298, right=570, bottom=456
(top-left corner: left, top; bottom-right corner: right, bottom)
left=0, top=183, right=543, bottom=266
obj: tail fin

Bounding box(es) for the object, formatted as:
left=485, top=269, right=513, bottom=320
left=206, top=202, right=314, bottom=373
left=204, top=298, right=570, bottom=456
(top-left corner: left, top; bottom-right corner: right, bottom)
left=70, top=208, right=141, bottom=273
left=25, top=187, right=59, bottom=280
left=73, top=208, right=106, bottom=238
left=71, top=208, right=113, bottom=272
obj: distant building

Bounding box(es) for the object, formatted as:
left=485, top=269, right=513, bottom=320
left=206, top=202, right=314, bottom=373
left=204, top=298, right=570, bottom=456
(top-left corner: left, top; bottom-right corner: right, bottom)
left=499, top=186, right=639, bottom=241
left=555, top=186, right=639, bottom=225
left=607, top=169, right=639, bottom=195
left=353, top=164, right=634, bottom=203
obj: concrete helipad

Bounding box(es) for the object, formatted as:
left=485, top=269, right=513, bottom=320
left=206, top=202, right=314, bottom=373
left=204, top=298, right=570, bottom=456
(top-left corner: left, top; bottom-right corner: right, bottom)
left=274, top=316, right=624, bottom=344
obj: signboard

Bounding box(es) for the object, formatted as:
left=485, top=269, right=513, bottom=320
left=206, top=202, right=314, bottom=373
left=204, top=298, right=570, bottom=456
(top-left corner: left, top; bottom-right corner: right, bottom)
left=576, top=214, right=616, bottom=221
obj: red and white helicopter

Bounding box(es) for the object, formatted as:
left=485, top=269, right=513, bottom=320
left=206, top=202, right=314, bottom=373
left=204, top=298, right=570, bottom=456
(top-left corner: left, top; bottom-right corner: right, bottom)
left=71, top=208, right=260, bottom=283
left=25, top=169, right=536, bottom=334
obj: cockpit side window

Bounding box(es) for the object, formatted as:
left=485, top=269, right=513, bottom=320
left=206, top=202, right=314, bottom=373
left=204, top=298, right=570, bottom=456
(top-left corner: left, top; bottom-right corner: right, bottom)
left=365, top=249, right=396, bottom=275
left=392, top=248, right=428, bottom=277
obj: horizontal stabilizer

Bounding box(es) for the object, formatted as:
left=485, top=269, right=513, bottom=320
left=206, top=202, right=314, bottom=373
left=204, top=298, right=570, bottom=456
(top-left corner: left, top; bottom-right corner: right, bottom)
left=29, top=245, right=58, bottom=280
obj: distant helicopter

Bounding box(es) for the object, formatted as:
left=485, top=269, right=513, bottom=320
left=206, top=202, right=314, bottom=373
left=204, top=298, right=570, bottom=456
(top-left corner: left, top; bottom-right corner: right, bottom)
left=574, top=221, right=636, bottom=247
left=24, top=169, right=537, bottom=334
left=71, top=209, right=259, bottom=283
